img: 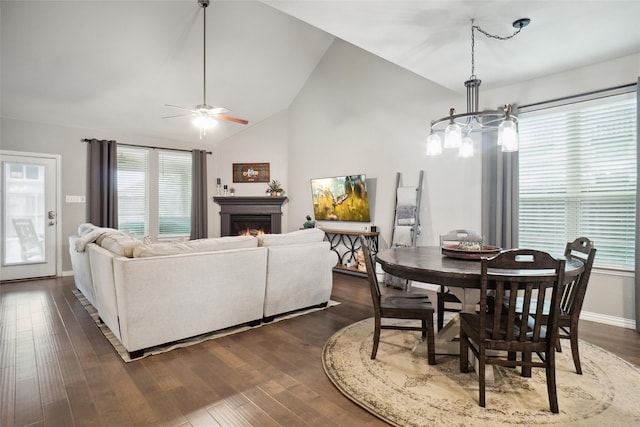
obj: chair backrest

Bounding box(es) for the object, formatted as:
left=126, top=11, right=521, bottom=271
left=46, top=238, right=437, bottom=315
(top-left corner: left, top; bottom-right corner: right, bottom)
left=480, top=249, right=565, bottom=345
left=12, top=218, right=42, bottom=253
left=561, top=237, right=596, bottom=316
left=359, top=236, right=382, bottom=314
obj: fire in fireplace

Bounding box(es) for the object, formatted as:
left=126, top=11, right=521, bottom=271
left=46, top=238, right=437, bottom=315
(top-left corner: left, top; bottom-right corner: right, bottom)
left=231, top=215, right=271, bottom=236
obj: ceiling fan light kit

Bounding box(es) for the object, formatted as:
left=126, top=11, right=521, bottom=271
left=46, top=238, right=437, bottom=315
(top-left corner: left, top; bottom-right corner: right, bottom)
left=163, top=0, right=248, bottom=138
left=426, top=18, right=530, bottom=157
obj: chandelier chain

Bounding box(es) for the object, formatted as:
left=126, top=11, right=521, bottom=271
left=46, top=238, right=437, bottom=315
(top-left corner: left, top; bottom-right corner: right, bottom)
left=470, top=19, right=525, bottom=77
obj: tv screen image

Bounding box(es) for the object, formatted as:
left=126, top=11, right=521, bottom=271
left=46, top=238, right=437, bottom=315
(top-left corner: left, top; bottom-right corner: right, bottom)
left=311, top=174, right=371, bottom=222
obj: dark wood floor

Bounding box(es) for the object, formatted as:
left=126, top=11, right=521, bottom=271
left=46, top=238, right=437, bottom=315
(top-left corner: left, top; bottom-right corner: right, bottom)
left=1, top=273, right=638, bottom=427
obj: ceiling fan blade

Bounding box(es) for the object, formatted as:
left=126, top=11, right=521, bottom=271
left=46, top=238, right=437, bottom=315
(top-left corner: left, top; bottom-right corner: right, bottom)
left=208, top=106, right=230, bottom=114
left=162, top=113, right=192, bottom=119
left=164, top=104, right=196, bottom=113
left=215, top=114, right=249, bottom=125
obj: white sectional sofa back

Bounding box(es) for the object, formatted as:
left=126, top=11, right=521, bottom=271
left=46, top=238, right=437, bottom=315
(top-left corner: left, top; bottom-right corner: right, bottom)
left=88, top=243, right=268, bottom=354
left=69, top=225, right=338, bottom=358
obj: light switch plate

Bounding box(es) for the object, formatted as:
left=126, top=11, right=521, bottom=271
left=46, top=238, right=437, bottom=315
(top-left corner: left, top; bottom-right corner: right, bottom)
left=66, top=195, right=86, bottom=203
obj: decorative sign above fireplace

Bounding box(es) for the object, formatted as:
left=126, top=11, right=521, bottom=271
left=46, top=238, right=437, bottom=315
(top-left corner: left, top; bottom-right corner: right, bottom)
left=232, top=163, right=270, bottom=183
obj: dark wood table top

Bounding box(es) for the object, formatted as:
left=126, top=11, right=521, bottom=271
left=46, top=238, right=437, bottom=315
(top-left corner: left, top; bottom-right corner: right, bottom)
left=376, top=246, right=584, bottom=288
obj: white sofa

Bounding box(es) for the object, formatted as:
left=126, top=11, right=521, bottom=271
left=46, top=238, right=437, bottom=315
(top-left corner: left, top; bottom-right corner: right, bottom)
left=69, top=226, right=337, bottom=358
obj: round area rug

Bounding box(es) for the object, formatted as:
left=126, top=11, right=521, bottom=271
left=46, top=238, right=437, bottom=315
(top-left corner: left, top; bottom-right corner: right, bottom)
left=322, top=318, right=640, bottom=426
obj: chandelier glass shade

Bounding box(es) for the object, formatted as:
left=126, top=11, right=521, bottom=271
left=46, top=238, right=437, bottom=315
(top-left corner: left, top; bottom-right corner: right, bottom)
left=426, top=18, right=529, bottom=157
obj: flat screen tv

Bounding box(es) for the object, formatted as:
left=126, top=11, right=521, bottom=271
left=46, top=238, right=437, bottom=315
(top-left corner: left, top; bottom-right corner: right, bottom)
left=310, top=174, right=371, bottom=222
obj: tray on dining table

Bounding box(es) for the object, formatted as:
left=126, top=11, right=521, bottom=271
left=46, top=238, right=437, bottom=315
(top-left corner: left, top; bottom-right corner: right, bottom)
left=441, top=244, right=502, bottom=260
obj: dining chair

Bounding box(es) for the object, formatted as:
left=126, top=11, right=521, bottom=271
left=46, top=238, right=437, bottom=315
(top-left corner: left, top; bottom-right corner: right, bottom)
left=556, top=237, right=596, bottom=374
left=459, top=249, right=565, bottom=413
left=437, top=230, right=483, bottom=330
left=359, top=236, right=436, bottom=365
left=508, top=237, right=596, bottom=374
left=12, top=218, right=44, bottom=261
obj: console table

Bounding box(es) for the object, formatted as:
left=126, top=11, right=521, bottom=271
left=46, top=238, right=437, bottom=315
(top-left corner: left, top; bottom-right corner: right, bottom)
left=322, top=228, right=379, bottom=276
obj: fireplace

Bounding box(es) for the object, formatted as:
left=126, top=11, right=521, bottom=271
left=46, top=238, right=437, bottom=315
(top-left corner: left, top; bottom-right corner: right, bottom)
left=231, top=215, right=271, bottom=236
left=213, top=196, right=287, bottom=237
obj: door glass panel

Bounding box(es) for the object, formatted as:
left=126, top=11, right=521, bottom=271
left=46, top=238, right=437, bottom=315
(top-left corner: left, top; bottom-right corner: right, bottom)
left=3, top=161, right=46, bottom=265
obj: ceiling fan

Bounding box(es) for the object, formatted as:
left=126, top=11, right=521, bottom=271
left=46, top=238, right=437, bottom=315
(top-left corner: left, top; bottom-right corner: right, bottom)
left=163, top=0, right=248, bottom=137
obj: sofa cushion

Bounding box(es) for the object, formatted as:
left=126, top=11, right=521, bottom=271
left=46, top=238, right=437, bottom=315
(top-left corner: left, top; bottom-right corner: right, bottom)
left=132, top=242, right=192, bottom=258
left=99, top=233, right=145, bottom=258
left=185, top=235, right=257, bottom=251
left=133, top=235, right=258, bottom=258
left=258, top=228, right=325, bottom=247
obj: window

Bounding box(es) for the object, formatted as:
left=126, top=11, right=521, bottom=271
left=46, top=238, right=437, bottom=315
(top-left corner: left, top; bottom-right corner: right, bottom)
left=518, top=86, right=637, bottom=270
left=117, top=147, right=191, bottom=239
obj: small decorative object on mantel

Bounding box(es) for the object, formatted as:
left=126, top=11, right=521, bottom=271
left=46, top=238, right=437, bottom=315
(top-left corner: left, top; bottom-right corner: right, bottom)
left=266, top=179, right=283, bottom=196
left=303, top=215, right=316, bottom=229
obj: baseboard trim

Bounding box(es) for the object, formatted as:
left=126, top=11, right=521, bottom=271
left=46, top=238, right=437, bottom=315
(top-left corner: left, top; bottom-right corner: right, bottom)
left=61, top=270, right=74, bottom=277
left=581, top=311, right=636, bottom=330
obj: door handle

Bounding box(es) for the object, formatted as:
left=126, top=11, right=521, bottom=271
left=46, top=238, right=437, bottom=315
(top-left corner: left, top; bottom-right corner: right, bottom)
left=48, top=210, right=56, bottom=226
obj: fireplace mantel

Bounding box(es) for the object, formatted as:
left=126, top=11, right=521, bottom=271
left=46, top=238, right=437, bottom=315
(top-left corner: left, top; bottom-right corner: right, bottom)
left=213, top=196, right=287, bottom=236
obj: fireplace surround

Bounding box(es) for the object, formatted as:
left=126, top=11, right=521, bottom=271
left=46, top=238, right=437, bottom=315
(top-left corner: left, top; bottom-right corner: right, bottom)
left=213, top=196, right=287, bottom=237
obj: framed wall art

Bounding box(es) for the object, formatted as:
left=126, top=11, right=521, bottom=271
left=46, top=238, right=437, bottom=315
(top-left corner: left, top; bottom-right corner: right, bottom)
left=232, top=162, right=270, bottom=183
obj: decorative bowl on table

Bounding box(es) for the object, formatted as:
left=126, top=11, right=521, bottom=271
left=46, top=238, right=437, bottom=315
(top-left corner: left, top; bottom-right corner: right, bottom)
left=441, top=243, right=502, bottom=260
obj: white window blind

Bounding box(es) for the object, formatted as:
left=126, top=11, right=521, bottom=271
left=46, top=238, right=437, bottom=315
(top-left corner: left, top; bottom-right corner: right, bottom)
left=518, top=88, right=637, bottom=270
left=117, top=147, right=192, bottom=239
left=158, top=151, right=192, bottom=237
left=117, top=147, right=149, bottom=236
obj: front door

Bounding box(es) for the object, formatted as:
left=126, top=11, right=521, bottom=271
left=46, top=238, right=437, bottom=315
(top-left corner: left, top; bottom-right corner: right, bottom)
left=1, top=151, right=59, bottom=281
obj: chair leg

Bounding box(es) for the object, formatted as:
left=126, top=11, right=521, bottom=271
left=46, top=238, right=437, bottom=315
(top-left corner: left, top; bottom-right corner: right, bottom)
left=521, top=352, right=532, bottom=377
left=546, top=349, right=559, bottom=413
left=555, top=335, right=562, bottom=352
left=459, top=329, right=469, bottom=373
left=478, top=346, right=486, bottom=408
left=569, top=325, right=582, bottom=375
left=437, top=292, right=445, bottom=331
left=371, top=317, right=381, bottom=359
left=426, top=315, right=436, bottom=365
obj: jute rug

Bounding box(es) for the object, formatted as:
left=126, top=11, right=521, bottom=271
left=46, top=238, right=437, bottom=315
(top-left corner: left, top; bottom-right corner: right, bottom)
left=73, top=289, right=339, bottom=362
left=322, top=318, right=640, bottom=426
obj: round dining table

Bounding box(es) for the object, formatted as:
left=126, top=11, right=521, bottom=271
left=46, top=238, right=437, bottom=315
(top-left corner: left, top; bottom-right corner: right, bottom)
left=375, top=246, right=584, bottom=374
left=376, top=246, right=584, bottom=289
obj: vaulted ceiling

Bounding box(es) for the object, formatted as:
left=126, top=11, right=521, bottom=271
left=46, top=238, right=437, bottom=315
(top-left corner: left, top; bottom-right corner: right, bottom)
left=2, top=0, right=639, bottom=144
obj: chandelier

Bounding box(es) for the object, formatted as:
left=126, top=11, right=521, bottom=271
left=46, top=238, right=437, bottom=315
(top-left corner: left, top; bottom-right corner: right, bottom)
left=426, top=18, right=530, bottom=157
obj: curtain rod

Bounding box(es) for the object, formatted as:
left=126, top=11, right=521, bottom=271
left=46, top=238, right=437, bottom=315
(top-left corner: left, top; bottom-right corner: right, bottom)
left=81, top=139, right=212, bottom=155
left=519, top=82, right=637, bottom=113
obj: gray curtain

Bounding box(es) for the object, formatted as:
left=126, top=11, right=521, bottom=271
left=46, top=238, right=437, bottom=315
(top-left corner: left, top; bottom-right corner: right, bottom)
left=190, top=149, right=208, bottom=240
left=481, top=106, right=519, bottom=249
left=86, top=139, right=118, bottom=228
left=635, top=78, right=639, bottom=333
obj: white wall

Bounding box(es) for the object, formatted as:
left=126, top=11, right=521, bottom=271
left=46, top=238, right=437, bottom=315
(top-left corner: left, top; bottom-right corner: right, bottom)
left=288, top=39, right=482, bottom=249
left=211, top=109, right=289, bottom=235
